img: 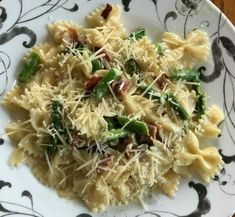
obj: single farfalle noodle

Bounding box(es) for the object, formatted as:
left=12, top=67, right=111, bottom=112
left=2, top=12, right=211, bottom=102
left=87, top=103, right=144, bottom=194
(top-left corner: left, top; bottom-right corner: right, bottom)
left=196, top=105, right=224, bottom=138
left=24, top=43, right=61, bottom=68
left=48, top=20, right=80, bottom=44
left=131, top=37, right=160, bottom=73
left=86, top=4, right=121, bottom=27
left=162, top=29, right=210, bottom=62
left=155, top=169, right=180, bottom=197
left=173, top=130, right=224, bottom=182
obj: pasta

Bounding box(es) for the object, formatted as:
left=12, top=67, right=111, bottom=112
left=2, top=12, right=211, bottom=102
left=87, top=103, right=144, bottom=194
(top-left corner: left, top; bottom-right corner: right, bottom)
left=1, top=4, right=224, bottom=212
left=173, top=130, right=223, bottom=182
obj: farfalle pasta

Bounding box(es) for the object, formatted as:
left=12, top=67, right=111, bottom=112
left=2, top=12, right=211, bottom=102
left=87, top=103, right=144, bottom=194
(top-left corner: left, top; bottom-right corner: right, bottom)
left=1, top=4, right=224, bottom=212
left=162, top=29, right=210, bottom=61
left=173, top=130, right=223, bottom=182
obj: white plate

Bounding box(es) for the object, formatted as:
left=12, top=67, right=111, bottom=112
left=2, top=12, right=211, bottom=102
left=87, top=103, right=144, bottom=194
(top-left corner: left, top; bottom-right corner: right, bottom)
left=0, top=0, right=235, bottom=216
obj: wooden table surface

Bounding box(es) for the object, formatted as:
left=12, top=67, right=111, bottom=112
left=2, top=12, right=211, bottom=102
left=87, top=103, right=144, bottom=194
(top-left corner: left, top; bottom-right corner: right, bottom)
left=212, top=0, right=235, bottom=25
left=209, top=1, right=235, bottom=217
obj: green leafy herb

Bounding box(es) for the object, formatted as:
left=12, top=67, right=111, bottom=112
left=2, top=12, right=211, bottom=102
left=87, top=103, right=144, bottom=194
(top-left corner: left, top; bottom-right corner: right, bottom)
left=104, top=116, right=121, bottom=130
left=104, top=115, right=149, bottom=135
left=194, top=85, right=201, bottom=95
left=80, top=47, right=92, bottom=55
left=18, top=52, right=40, bottom=82
left=63, top=46, right=90, bottom=56
left=166, top=93, right=190, bottom=121
left=139, top=86, right=190, bottom=120
left=47, top=136, right=59, bottom=155
left=92, top=68, right=122, bottom=99
left=154, top=42, right=164, bottom=56
left=170, top=68, right=206, bottom=119
left=91, top=59, right=103, bottom=72
left=124, top=58, right=141, bottom=75
left=128, top=28, right=145, bottom=41
left=118, top=116, right=149, bottom=135
left=51, top=101, right=63, bottom=131
left=195, top=93, right=206, bottom=118
left=170, top=68, right=200, bottom=83
left=194, top=85, right=206, bottom=119
left=103, top=129, right=130, bottom=142
left=47, top=101, right=65, bottom=154
left=170, top=68, right=201, bottom=100
left=138, top=86, right=166, bottom=104
left=103, top=115, right=149, bottom=143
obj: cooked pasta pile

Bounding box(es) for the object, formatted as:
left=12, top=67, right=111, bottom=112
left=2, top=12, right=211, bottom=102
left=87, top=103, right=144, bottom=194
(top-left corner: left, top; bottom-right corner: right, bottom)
left=2, top=4, right=224, bottom=212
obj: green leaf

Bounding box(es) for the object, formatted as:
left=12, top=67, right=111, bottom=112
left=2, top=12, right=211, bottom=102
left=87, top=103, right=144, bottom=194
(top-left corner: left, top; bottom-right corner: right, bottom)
left=18, top=52, right=40, bottom=82
left=170, top=68, right=200, bottom=83
left=118, top=116, right=149, bottom=135
left=195, top=93, right=206, bottom=118
left=128, top=28, right=145, bottom=41
left=167, top=93, right=190, bottom=121
left=91, top=59, right=103, bottom=73
left=104, top=116, right=121, bottom=130
left=124, top=58, right=141, bottom=75
left=154, top=42, right=164, bottom=56
left=103, top=129, right=130, bottom=141
left=92, top=68, right=122, bottom=99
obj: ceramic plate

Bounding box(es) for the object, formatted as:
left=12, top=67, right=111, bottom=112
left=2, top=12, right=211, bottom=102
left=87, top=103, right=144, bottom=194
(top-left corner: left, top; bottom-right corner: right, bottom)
left=0, top=0, right=235, bottom=216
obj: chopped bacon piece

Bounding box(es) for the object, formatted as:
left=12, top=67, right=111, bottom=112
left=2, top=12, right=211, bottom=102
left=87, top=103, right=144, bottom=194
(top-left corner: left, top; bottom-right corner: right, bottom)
left=112, top=136, right=133, bottom=153
left=125, top=143, right=138, bottom=159
left=69, top=131, right=83, bottom=149
left=102, top=49, right=111, bottom=61
left=94, top=47, right=111, bottom=62
left=100, top=155, right=113, bottom=166
left=62, top=28, right=78, bottom=43
left=77, top=34, right=86, bottom=47
left=148, top=124, right=162, bottom=142
left=84, top=75, right=103, bottom=91
left=68, top=28, right=78, bottom=42
left=122, top=137, right=134, bottom=146
left=101, top=4, right=113, bottom=20
left=148, top=125, right=158, bottom=139
left=155, top=126, right=162, bottom=142
left=111, top=80, right=131, bottom=98
left=135, top=124, right=162, bottom=147
left=156, top=74, right=168, bottom=90
left=137, top=134, right=153, bottom=146
left=97, top=155, right=113, bottom=174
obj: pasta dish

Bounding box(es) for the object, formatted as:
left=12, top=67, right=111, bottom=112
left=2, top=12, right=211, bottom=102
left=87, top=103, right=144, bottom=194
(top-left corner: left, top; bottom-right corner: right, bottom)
left=2, top=4, right=224, bottom=212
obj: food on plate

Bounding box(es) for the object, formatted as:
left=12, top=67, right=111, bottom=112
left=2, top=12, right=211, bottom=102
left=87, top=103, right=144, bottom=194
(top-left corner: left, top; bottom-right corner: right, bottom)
left=2, top=3, right=224, bottom=212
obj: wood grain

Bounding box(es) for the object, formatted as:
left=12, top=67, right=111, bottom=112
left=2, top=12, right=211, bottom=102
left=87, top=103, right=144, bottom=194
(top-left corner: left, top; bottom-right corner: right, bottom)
left=212, top=0, right=235, bottom=25
left=210, top=1, right=234, bottom=217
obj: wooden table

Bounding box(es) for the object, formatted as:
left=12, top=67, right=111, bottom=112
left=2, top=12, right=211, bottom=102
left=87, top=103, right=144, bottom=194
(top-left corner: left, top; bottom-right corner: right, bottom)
left=209, top=2, right=235, bottom=217
left=212, top=0, right=235, bottom=25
